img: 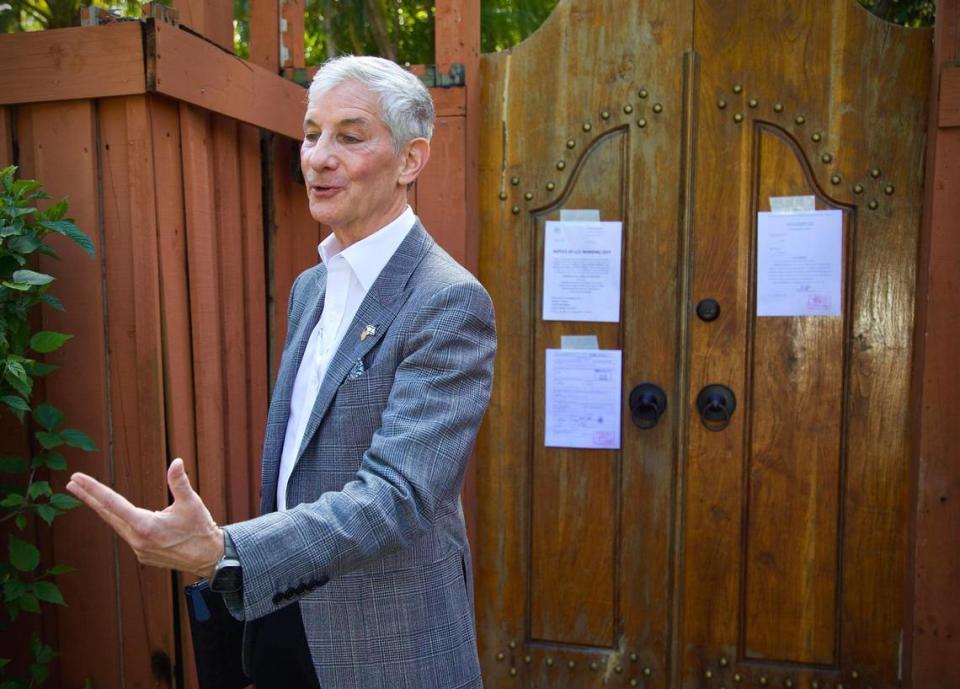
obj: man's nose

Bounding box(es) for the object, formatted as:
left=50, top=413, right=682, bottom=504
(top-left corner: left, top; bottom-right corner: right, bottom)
left=303, top=137, right=338, bottom=169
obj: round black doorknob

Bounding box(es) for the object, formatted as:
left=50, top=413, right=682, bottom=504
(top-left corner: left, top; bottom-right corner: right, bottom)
left=629, top=383, right=667, bottom=429
left=696, top=298, right=721, bottom=322
left=696, top=384, right=736, bottom=431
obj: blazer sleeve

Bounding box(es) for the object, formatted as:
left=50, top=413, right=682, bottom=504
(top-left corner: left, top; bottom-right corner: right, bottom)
left=223, top=280, right=496, bottom=621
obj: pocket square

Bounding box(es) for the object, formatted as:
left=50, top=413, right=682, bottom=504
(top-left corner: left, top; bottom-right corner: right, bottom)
left=347, top=358, right=365, bottom=380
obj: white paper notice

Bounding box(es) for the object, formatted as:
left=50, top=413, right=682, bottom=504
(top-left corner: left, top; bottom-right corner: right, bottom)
left=757, top=210, right=843, bottom=317
left=543, top=221, right=622, bottom=322
left=545, top=349, right=622, bottom=449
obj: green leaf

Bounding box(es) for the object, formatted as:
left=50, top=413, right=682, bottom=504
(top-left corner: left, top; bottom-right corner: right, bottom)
left=27, top=481, right=52, bottom=499
left=29, top=331, right=72, bottom=354
left=46, top=564, right=75, bottom=576
left=0, top=395, right=29, bottom=413
left=8, top=206, right=36, bottom=219
left=35, top=431, right=63, bottom=449
left=11, top=270, right=54, bottom=286
left=42, top=451, right=66, bottom=470
left=5, top=233, right=42, bottom=255
left=45, top=198, right=68, bottom=221
left=39, top=220, right=94, bottom=257
left=38, top=293, right=65, bottom=311
left=31, top=581, right=65, bottom=606
left=9, top=536, right=40, bottom=572
left=49, top=493, right=80, bottom=510
left=31, top=634, right=54, bottom=663
left=3, top=579, right=26, bottom=603
left=0, top=455, right=28, bottom=473
left=1, top=280, right=31, bottom=292
left=0, top=494, right=25, bottom=507
left=3, top=361, right=31, bottom=397
left=33, top=403, right=64, bottom=431
left=61, top=429, right=96, bottom=451
left=30, top=661, right=50, bottom=684
left=34, top=504, right=58, bottom=525
left=19, top=593, right=40, bottom=613
left=26, top=361, right=59, bottom=377
left=0, top=658, right=9, bottom=670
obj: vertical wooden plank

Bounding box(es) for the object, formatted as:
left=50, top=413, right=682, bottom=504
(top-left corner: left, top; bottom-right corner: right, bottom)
left=270, top=135, right=320, bottom=377
left=97, top=95, right=175, bottom=688
left=280, top=0, right=305, bottom=69
left=0, top=106, right=12, bottom=166
left=238, top=123, right=269, bottom=515
left=415, top=116, right=466, bottom=264
left=172, top=0, right=234, bottom=51
left=906, top=1, right=960, bottom=686
left=148, top=94, right=201, bottom=689
left=179, top=103, right=229, bottom=525
left=210, top=113, right=253, bottom=524
left=20, top=101, right=120, bottom=688
left=249, top=0, right=280, bottom=72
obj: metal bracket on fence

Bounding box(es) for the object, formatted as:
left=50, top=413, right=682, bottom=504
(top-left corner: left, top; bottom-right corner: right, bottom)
left=417, top=64, right=465, bottom=88
left=142, top=2, right=180, bottom=26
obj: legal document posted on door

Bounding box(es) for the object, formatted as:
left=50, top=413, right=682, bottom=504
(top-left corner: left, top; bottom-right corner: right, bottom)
left=545, top=349, right=622, bottom=449
left=542, top=221, right=623, bottom=322
left=756, top=210, right=843, bottom=317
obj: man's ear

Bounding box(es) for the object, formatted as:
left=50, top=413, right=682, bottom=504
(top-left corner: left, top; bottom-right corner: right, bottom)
left=398, top=138, right=431, bottom=186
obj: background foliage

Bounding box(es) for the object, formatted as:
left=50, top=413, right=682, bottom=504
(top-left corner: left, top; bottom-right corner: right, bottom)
left=1, top=0, right=936, bottom=63
left=0, top=166, right=95, bottom=687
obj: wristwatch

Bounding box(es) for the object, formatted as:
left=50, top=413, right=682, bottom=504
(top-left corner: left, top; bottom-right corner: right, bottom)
left=209, top=531, right=243, bottom=593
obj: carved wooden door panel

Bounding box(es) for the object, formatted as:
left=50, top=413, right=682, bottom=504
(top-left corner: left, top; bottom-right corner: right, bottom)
left=476, top=2, right=930, bottom=689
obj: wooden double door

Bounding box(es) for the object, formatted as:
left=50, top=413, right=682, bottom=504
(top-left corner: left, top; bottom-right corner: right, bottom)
left=475, top=1, right=930, bottom=688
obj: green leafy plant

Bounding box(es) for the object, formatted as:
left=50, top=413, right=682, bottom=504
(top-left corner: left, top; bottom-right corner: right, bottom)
left=0, top=165, right=95, bottom=687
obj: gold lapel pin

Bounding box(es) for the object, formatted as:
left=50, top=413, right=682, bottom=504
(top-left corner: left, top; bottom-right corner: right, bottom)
left=360, top=324, right=377, bottom=341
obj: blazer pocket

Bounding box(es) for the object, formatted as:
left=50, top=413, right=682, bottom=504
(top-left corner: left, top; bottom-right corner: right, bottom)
left=335, top=369, right=395, bottom=408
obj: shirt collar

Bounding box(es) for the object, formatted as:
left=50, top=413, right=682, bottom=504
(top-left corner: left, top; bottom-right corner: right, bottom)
left=317, top=206, right=416, bottom=291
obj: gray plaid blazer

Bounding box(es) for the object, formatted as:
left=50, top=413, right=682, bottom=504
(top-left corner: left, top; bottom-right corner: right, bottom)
left=224, top=221, right=495, bottom=688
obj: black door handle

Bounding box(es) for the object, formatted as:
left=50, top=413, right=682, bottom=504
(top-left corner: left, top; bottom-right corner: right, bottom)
left=629, top=383, right=667, bottom=429
left=696, top=384, right=736, bottom=432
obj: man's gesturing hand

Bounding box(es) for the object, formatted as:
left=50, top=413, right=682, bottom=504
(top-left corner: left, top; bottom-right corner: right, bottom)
left=66, top=458, right=225, bottom=578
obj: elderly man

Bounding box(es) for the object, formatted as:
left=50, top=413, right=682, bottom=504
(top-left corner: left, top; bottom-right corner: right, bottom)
left=67, top=55, right=496, bottom=689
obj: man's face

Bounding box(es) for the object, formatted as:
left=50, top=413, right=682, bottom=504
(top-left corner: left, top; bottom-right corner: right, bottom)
left=301, top=81, right=408, bottom=241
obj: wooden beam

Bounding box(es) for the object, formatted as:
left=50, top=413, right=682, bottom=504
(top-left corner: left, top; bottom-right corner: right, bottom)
left=171, top=0, right=234, bottom=51
left=0, top=24, right=144, bottom=106
left=249, top=0, right=281, bottom=71
left=147, top=19, right=305, bottom=139
left=906, top=1, right=960, bottom=687
left=280, top=0, right=305, bottom=69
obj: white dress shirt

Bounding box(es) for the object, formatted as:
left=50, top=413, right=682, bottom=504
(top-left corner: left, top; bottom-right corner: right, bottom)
left=276, top=206, right=416, bottom=510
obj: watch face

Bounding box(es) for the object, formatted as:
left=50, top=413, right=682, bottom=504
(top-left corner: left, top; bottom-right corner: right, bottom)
left=210, top=560, right=243, bottom=593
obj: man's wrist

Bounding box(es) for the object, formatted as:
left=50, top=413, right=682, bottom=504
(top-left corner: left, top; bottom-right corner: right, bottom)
left=198, top=527, right=226, bottom=579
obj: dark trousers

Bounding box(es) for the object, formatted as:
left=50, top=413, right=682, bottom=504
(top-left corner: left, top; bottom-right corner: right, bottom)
left=248, top=602, right=321, bottom=689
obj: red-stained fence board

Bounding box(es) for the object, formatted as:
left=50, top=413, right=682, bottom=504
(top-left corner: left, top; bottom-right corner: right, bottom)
left=415, top=115, right=467, bottom=265
left=0, top=106, right=11, bottom=165
left=210, top=114, right=253, bottom=524
left=97, top=95, right=176, bottom=687
left=239, top=123, right=269, bottom=515
left=179, top=103, right=229, bottom=524
left=19, top=100, right=120, bottom=688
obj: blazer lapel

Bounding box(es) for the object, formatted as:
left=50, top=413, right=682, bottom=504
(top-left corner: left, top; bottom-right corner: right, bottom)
left=260, top=269, right=327, bottom=504
left=294, top=222, right=432, bottom=465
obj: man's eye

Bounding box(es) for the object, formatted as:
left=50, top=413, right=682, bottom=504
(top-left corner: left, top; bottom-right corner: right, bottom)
left=341, top=135, right=361, bottom=144
left=304, top=132, right=319, bottom=143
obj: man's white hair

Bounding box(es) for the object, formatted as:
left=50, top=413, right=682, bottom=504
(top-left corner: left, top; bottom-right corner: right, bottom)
left=308, top=55, right=435, bottom=153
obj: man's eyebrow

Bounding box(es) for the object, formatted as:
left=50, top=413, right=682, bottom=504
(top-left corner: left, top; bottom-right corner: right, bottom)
left=302, top=116, right=372, bottom=130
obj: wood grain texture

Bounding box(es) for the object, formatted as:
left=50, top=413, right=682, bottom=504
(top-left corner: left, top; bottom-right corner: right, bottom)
left=684, top=2, right=929, bottom=686
left=172, top=0, right=234, bottom=50
left=148, top=19, right=306, bottom=139
left=249, top=0, right=280, bottom=71
left=0, top=24, right=144, bottom=105
left=18, top=101, right=120, bottom=688
left=179, top=103, right=229, bottom=525
left=478, top=0, right=691, bottom=683
left=239, top=122, right=269, bottom=516
left=97, top=95, right=175, bottom=687
left=0, top=106, right=11, bottom=165
left=281, top=0, right=305, bottom=68
left=415, top=116, right=467, bottom=265
left=906, top=1, right=960, bottom=685
left=939, top=66, right=960, bottom=127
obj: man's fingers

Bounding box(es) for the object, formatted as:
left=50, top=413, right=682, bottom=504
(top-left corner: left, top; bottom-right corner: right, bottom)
left=66, top=479, right=141, bottom=543
left=166, top=458, right=196, bottom=503
left=67, top=472, right=142, bottom=524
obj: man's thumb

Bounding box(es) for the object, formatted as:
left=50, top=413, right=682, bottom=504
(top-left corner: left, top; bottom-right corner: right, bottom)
left=167, top=458, right=194, bottom=501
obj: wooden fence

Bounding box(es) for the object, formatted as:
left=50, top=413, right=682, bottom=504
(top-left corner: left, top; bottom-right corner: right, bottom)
left=0, top=1, right=478, bottom=686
